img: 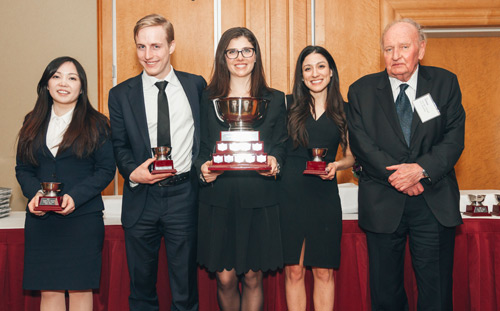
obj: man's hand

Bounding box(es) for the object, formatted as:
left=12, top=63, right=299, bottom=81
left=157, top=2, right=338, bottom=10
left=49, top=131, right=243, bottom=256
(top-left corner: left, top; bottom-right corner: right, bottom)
left=403, top=182, right=424, bottom=196
left=386, top=163, right=424, bottom=192
left=129, top=158, right=174, bottom=184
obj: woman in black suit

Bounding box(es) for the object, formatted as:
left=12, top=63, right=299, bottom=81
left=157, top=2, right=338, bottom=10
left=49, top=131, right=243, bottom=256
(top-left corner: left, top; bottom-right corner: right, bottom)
left=16, top=56, right=115, bottom=311
left=195, top=27, right=287, bottom=311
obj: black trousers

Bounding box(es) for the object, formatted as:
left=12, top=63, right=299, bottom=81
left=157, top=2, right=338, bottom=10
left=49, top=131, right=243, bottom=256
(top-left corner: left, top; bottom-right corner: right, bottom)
left=365, top=195, right=456, bottom=311
left=124, top=178, right=198, bottom=311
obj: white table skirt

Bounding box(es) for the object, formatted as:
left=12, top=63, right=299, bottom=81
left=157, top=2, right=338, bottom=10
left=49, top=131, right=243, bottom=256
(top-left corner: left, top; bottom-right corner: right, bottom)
left=2, top=187, right=499, bottom=229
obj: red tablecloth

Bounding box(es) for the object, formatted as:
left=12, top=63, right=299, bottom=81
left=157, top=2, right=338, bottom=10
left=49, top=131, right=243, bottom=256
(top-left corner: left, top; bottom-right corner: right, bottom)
left=1, top=219, right=499, bottom=311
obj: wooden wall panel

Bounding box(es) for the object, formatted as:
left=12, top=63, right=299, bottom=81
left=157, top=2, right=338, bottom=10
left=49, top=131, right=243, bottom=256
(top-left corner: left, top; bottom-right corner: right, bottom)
left=114, top=0, right=214, bottom=84
left=98, top=0, right=115, bottom=195
left=382, top=0, right=500, bottom=26
left=422, top=37, right=500, bottom=189
left=220, top=0, right=308, bottom=93
left=318, top=0, right=382, bottom=184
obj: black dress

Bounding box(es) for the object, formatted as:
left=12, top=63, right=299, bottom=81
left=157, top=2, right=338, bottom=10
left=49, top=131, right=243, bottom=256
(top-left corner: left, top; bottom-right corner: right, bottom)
left=195, top=89, right=287, bottom=274
left=16, top=125, right=115, bottom=290
left=279, top=112, right=343, bottom=269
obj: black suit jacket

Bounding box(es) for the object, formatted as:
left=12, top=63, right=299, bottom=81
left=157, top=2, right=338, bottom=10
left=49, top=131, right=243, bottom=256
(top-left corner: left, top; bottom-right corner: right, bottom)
left=16, top=127, right=116, bottom=217
left=108, top=70, right=206, bottom=228
left=346, top=65, right=465, bottom=233
left=194, top=88, right=287, bottom=208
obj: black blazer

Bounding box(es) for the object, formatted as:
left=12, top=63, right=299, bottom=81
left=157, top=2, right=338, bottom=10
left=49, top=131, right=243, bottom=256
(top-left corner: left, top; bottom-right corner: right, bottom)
left=108, top=70, right=206, bottom=228
left=16, top=126, right=116, bottom=218
left=346, top=65, right=466, bottom=233
left=194, top=88, right=287, bottom=208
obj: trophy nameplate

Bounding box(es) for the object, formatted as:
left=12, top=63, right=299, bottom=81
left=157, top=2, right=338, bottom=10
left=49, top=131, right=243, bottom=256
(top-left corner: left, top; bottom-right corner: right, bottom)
left=303, top=148, right=328, bottom=175
left=464, top=194, right=491, bottom=217
left=491, top=194, right=500, bottom=216
left=36, top=182, right=63, bottom=211
left=209, top=97, right=271, bottom=171
left=151, top=146, right=177, bottom=174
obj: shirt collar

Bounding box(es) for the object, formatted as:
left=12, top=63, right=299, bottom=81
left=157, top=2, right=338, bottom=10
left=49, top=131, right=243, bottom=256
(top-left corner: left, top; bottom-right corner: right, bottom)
left=141, top=65, right=179, bottom=90
left=50, top=106, right=74, bottom=125
left=389, top=65, right=419, bottom=93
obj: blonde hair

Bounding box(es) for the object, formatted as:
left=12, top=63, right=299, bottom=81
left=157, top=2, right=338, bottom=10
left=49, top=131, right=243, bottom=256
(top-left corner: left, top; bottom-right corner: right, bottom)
left=134, top=14, right=174, bottom=44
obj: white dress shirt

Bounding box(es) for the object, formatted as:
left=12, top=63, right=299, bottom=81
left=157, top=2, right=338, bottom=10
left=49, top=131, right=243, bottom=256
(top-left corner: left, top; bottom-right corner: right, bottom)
left=46, top=106, right=74, bottom=157
left=142, top=66, right=194, bottom=174
left=389, top=65, right=420, bottom=111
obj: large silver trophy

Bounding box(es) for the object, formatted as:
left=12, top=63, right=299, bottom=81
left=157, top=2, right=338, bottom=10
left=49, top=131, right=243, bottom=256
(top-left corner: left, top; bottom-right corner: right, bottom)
left=209, top=97, right=271, bottom=171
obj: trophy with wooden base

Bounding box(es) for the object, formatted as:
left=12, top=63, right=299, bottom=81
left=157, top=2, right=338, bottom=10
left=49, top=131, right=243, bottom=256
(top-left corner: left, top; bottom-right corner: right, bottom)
left=36, top=182, right=63, bottom=211
left=464, top=194, right=491, bottom=217
left=303, top=148, right=328, bottom=175
left=491, top=194, right=500, bottom=216
left=209, top=97, right=271, bottom=171
left=151, top=146, right=177, bottom=174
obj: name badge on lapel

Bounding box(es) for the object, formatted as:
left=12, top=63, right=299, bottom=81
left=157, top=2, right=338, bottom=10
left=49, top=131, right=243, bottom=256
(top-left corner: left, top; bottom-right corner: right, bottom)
left=414, top=93, right=440, bottom=123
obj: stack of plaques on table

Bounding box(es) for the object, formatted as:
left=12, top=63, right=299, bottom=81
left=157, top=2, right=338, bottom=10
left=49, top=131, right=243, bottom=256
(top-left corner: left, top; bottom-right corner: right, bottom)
left=0, top=187, right=12, bottom=218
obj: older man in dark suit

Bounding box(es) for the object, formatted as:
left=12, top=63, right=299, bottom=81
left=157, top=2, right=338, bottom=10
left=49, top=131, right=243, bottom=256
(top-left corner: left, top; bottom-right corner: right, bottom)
left=346, top=18, right=465, bottom=311
left=108, top=14, right=206, bottom=311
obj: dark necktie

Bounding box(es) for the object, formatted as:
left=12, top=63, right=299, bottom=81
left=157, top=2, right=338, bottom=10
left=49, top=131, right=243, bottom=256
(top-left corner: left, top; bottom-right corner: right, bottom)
left=395, top=83, right=412, bottom=146
left=155, top=81, right=171, bottom=147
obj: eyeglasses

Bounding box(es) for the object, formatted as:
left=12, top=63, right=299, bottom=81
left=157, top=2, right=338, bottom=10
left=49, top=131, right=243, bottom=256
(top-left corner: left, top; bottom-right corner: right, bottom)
left=224, top=48, right=255, bottom=59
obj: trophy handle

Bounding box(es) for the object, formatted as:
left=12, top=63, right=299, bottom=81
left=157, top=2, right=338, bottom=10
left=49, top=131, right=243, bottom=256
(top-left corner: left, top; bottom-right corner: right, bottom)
left=212, top=99, right=225, bottom=123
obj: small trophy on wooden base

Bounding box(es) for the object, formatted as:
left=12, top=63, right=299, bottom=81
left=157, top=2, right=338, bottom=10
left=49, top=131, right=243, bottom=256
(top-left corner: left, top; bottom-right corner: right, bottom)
left=464, top=194, right=491, bottom=217
left=303, top=148, right=328, bottom=175
left=36, top=182, right=63, bottom=211
left=151, top=146, right=177, bottom=174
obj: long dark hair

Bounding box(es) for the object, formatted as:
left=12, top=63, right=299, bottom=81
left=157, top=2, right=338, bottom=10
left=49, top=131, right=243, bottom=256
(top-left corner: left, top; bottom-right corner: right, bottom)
left=288, top=46, right=347, bottom=154
left=17, top=56, right=110, bottom=165
left=207, top=27, right=270, bottom=98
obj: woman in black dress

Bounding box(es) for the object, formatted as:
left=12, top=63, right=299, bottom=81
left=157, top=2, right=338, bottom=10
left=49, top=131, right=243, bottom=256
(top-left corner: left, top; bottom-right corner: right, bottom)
left=16, top=56, right=115, bottom=310
left=195, top=27, right=287, bottom=311
left=280, top=46, right=354, bottom=310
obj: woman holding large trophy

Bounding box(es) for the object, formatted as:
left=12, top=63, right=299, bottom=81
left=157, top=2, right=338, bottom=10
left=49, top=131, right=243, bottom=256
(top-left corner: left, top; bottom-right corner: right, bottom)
left=15, top=56, right=115, bottom=310
left=279, top=46, right=354, bottom=310
left=195, top=27, right=287, bottom=310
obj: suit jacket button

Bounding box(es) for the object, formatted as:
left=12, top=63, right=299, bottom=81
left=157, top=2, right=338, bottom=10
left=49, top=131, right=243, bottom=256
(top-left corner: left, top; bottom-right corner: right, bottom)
left=52, top=173, right=57, bottom=178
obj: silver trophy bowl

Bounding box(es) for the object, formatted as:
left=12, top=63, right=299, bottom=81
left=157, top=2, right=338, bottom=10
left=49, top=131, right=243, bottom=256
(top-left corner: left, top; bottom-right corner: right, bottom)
left=309, top=148, right=328, bottom=162
left=154, top=146, right=171, bottom=161
left=212, top=97, right=268, bottom=131
left=468, top=194, right=486, bottom=206
left=41, top=182, right=62, bottom=197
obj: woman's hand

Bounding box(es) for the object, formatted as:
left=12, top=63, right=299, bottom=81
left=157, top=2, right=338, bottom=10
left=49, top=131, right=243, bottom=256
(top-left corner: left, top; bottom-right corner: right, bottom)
left=28, top=192, right=45, bottom=216
left=320, top=162, right=338, bottom=180
left=55, top=194, right=76, bottom=216
left=257, top=156, right=279, bottom=177
left=201, top=161, right=224, bottom=183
